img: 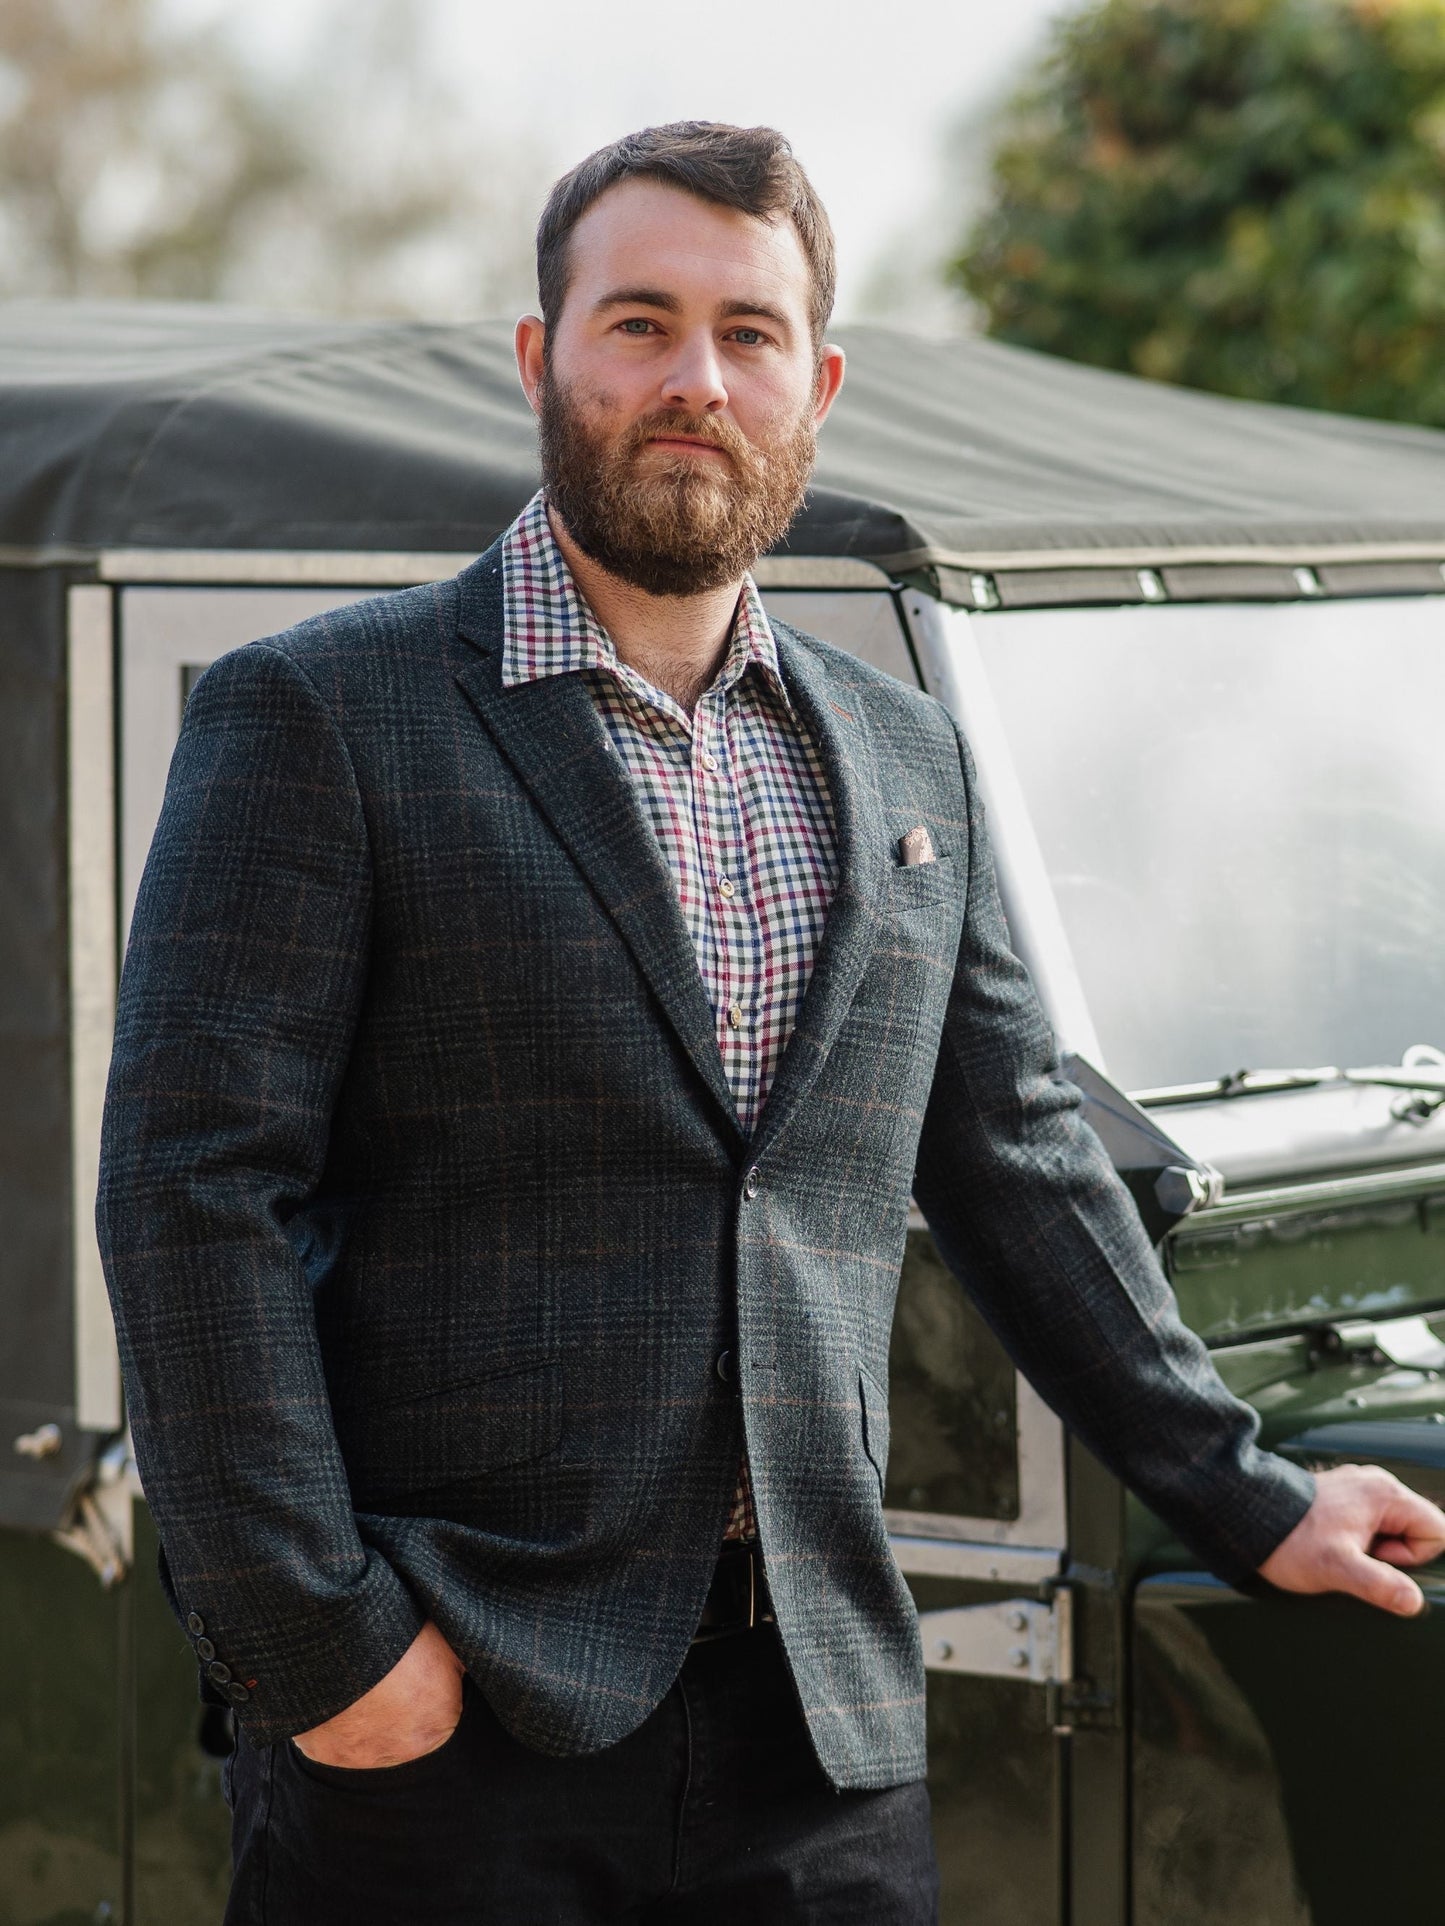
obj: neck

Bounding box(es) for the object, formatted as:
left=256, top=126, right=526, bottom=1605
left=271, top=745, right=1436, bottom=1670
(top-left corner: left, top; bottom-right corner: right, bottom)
left=547, top=505, right=743, bottom=714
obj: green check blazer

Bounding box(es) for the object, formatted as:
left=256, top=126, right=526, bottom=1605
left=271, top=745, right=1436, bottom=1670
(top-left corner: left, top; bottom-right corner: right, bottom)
left=97, top=542, right=1313, bottom=1788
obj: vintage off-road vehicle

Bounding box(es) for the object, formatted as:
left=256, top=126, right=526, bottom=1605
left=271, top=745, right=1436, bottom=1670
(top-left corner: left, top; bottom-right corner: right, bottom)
left=4, top=304, right=1445, bottom=1924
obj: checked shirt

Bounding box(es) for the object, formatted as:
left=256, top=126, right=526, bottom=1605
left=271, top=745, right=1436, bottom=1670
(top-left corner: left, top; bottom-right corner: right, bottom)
left=501, top=492, right=840, bottom=1539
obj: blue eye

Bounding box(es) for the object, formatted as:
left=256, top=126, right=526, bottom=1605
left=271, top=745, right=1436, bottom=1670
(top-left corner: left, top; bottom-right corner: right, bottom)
left=732, top=329, right=763, bottom=346
left=619, top=318, right=653, bottom=334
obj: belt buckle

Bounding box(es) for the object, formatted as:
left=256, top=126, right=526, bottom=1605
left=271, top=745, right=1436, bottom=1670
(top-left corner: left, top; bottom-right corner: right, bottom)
left=691, top=1544, right=762, bottom=1644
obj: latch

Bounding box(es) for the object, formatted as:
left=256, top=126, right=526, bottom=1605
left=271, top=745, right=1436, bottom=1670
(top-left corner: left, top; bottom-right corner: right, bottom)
left=1313, top=1313, right=1445, bottom=1373
left=917, top=1589, right=1073, bottom=1685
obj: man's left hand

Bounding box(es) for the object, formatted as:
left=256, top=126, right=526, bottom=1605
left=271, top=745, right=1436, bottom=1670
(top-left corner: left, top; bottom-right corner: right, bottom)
left=1259, top=1463, right=1445, bottom=1615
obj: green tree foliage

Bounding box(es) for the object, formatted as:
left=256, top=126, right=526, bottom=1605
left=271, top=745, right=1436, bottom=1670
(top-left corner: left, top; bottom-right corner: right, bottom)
left=953, top=0, right=1445, bottom=424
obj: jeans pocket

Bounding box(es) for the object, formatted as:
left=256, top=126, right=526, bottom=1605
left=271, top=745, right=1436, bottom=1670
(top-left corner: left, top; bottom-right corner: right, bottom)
left=288, top=1680, right=474, bottom=1792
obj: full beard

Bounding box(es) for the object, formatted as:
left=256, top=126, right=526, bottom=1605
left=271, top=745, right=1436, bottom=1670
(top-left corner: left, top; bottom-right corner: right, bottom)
left=538, top=372, right=816, bottom=597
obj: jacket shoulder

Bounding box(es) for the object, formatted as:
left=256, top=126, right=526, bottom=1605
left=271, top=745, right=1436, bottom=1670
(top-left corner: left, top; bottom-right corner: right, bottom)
left=771, top=616, right=960, bottom=760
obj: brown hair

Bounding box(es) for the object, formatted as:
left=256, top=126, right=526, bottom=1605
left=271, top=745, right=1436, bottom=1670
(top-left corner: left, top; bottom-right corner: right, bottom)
left=535, top=121, right=836, bottom=348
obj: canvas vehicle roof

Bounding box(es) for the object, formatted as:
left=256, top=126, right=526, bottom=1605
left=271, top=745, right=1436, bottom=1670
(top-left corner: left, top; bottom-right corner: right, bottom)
left=3, top=301, right=1445, bottom=570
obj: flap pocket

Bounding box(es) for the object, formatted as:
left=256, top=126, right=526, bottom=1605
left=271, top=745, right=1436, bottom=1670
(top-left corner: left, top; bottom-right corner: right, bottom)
left=887, top=853, right=956, bottom=910
left=859, top=1364, right=892, bottom=1497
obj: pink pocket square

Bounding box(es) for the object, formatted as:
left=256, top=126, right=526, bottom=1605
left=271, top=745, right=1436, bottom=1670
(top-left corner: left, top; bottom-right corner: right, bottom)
left=897, top=826, right=936, bottom=866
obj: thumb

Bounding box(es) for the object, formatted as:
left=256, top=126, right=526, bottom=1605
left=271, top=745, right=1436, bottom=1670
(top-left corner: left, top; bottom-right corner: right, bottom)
left=1336, top=1545, right=1425, bottom=1617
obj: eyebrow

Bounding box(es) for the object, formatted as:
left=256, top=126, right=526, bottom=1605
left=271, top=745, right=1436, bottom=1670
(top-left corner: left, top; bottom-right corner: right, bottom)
left=592, top=287, right=794, bottom=333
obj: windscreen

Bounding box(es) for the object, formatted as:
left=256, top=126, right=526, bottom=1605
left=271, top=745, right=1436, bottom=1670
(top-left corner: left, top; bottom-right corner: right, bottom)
left=974, top=595, right=1445, bottom=1093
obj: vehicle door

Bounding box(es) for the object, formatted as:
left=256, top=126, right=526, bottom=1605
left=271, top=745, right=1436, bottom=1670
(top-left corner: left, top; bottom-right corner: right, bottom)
left=916, top=572, right=1445, bottom=1926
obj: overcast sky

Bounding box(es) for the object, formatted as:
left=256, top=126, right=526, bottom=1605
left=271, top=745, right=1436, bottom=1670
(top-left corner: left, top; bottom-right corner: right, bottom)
left=172, top=0, right=1074, bottom=321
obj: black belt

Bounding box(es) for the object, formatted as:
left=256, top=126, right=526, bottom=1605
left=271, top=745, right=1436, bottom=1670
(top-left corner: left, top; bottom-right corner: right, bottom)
left=692, top=1542, right=775, bottom=1644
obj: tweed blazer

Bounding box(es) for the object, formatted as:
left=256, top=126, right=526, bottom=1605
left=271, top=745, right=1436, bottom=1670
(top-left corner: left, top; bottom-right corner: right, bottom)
left=97, top=540, right=1314, bottom=1789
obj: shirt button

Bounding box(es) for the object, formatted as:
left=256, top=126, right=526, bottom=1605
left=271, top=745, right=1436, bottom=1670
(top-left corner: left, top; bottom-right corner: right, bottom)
left=727, top=1001, right=743, bottom=1030
left=195, top=1638, right=216, bottom=1662
left=716, top=1349, right=736, bottom=1385
left=186, top=1613, right=205, bottom=1636
left=227, top=1682, right=251, bottom=1705
left=718, top=878, right=735, bottom=899
left=703, top=753, right=720, bottom=774
left=207, top=1660, right=232, bottom=1686
left=744, top=1166, right=761, bottom=1201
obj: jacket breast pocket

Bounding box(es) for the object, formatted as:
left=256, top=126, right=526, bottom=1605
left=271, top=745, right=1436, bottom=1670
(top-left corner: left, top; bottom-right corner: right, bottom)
left=343, top=1356, right=563, bottom=1506
left=886, top=853, right=957, bottom=913
left=859, top=1364, right=892, bottom=1501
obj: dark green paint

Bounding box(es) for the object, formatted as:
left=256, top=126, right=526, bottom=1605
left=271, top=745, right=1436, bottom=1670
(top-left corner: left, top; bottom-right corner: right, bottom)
left=1167, top=1187, right=1445, bottom=1344
left=887, top=1228, right=1019, bottom=1520
left=1133, top=1574, right=1445, bottom=1925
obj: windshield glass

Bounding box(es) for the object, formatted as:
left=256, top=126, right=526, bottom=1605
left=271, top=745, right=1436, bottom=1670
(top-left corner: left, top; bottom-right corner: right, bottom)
left=973, top=594, right=1445, bottom=1093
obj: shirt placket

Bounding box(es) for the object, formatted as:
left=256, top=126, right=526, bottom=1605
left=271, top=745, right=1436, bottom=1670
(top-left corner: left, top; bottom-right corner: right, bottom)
left=692, top=678, right=758, bottom=1132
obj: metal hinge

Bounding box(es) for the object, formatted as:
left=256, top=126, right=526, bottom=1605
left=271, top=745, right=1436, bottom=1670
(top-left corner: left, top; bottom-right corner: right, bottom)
left=918, top=1588, right=1073, bottom=1685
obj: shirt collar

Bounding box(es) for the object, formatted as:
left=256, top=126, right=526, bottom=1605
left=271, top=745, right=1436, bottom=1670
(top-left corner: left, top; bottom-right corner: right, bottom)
left=500, top=490, right=789, bottom=709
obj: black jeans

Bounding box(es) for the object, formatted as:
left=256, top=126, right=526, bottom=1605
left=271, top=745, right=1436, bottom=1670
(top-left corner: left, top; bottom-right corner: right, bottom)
left=223, top=1624, right=939, bottom=1924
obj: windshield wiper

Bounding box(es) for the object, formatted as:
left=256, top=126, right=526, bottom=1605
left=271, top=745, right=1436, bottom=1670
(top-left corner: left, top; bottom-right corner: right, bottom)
left=1135, top=1046, right=1445, bottom=1111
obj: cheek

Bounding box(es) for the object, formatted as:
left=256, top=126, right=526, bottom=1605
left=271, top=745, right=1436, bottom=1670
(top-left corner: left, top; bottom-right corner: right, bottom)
left=729, top=358, right=817, bottom=433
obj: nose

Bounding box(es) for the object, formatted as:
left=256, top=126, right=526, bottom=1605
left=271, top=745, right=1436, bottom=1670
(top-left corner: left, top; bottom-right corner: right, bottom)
left=659, top=330, right=728, bottom=414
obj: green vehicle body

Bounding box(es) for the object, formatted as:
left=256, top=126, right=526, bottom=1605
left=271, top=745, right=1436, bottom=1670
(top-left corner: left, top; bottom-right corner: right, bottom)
left=4, top=309, right=1445, bottom=1925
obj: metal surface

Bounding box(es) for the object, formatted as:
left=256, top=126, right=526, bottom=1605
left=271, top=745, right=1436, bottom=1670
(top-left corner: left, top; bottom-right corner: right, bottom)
left=890, top=1537, right=1063, bottom=1584
left=1169, top=1181, right=1445, bottom=1347
left=758, top=588, right=919, bottom=685
left=919, top=1593, right=1072, bottom=1685
left=104, top=547, right=476, bottom=585
left=119, top=585, right=378, bottom=935
left=1158, top=1079, right=1445, bottom=1189
left=91, top=546, right=894, bottom=591
left=67, top=585, right=122, bottom=1436
left=1133, top=1572, right=1445, bottom=1926
left=865, top=1204, right=1070, bottom=1563
left=1182, top=1155, right=1445, bottom=1227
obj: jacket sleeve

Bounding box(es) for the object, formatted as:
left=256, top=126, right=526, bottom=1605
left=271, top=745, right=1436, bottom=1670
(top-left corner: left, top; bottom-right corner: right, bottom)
left=97, top=641, right=424, bottom=1743
left=911, top=717, right=1314, bottom=1586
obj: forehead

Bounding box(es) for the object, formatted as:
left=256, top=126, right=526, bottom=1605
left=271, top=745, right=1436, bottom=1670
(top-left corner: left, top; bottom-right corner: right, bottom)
left=563, top=176, right=812, bottom=322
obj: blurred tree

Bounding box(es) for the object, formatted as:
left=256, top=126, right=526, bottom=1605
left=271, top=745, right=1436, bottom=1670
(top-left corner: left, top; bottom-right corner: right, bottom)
left=952, top=0, right=1445, bottom=424
left=0, top=0, right=546, bottom=315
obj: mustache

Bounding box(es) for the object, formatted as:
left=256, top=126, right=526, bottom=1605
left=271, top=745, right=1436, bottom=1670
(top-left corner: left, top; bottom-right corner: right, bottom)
left=618, top=409, right=754, bottom=470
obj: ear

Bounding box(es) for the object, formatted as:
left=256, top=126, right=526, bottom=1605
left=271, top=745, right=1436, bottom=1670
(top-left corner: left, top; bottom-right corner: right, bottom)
left=515, top=315, right=547, bottom=415
left=811, top=343, right=846, bottom=428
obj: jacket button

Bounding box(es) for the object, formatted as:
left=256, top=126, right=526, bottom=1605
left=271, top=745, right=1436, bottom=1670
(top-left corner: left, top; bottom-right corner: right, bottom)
left=715, top=1349, right=735, bottom=1385
left=186, top=1613, right=205, bottom=1636
left=743, top=1167, right=760, bottom=1200
left=207, top=1661, right=232, bottom=1686
left=227, top=1682, right=251, bottom=1705
left=195, top=1638, right=216, bottom=1662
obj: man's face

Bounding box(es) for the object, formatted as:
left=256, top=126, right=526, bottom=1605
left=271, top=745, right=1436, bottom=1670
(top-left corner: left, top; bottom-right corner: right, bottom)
left=518, top=177, right=845, bottom=596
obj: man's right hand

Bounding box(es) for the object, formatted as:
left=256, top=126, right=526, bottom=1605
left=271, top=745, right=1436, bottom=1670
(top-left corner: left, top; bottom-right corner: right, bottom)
left=292, top=1620, right=465, bottom=1768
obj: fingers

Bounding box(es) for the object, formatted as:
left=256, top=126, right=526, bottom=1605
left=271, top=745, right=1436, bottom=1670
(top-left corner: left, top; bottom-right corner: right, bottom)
left=1370, top=1536, right=1426, bottom=1568
left=1335, top=1544, right=1426, bottom=1617
left=1372, top=1482, right=1445, bottom=1563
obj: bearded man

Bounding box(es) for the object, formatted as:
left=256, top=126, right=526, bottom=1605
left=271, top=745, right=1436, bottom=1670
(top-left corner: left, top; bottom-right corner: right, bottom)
left=98, top=122, right=1445, bottom=1925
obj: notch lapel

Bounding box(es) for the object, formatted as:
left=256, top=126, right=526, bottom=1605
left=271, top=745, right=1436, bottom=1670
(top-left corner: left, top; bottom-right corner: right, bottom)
left=749, top=626, right=889, bottom=1160
left=452, top=554, right=743, bottom=1142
